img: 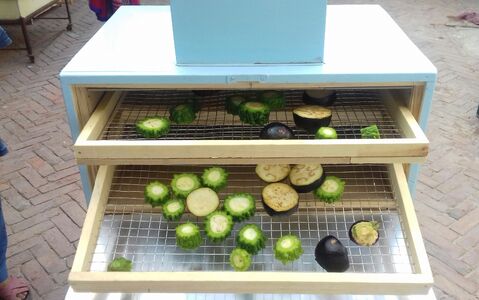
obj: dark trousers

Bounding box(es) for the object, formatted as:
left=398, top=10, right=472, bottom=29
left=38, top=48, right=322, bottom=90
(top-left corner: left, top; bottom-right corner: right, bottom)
left=0, top=199, right=7, bottom=282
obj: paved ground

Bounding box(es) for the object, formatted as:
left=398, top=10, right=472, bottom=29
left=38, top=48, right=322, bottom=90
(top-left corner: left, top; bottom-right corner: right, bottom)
left=0, top=0, right=478, bottom=299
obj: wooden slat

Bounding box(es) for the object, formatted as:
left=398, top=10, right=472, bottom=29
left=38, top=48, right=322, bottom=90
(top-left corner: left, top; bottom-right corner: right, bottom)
left=70, top=166, right=115, bottom=272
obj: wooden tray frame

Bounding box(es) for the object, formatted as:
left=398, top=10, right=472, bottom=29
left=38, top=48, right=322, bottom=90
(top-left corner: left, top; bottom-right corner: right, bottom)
left=73, top=90, right=429, bottom=166
left=69, top=164, right=433, bottom=295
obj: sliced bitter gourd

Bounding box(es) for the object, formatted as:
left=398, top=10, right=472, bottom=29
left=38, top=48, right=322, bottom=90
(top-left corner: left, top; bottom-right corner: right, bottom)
left=260, top=90, right=285, bottom=110
left=176, top=222, right=202, bottom=250
left=238, top=102, right=271, bottom=125
left=230, top=248, right=252, bottom=271
left=162, top=198, right=185, bottom=221
left=107, top=257, right=132, bottom=272
left=314, top=176, right=346, bottom=203
left=224, top=193, right=256, bottom=222
left=201, top=167, right=228, bottom=191
left=135, top=117, right=170, bottom=138
left=171, top=173, right=201, bottom=198
left=315, top=127, right=338, bottom=139
left=237, top=224, right=266, bottom=255
left=144, top=181, right=169, bottom=207
left=360, top=124, right=380, bottom=139
left=274, top=235, right=304, bottom=264
left=226, top=95, right=247, bottom=115
left=169, top=104, right=197, bottom=124
left=204, top=211, right=234, bottom=243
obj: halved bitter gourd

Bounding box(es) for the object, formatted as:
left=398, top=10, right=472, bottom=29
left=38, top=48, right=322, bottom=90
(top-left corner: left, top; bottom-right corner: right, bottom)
left=176, top=222, right=202, bottom=250
left=169, top=104, right=197, bottom=124
left=162, top=198, right=185, bottom=221
left=259, top=90, right=285, bottom=110
left=314, top=176, right=346, bottom=203
left=204, top=211, right=234, bottom=243
left=229, top=248, right=252, bottom=272
left=144, top=181, right=169, bottom=207
left=171, top=173, right=201, bottom=198
left=237, top=224, right=266, bottom=255
left=201, top=167, right=228, bottom=191
left=224, top=193, right=256, bottom=222
left=274, top=235, right=304, bottom=264
left=238, top=102, right=271, bottom=125
left=135, top=117, right=170, bottom=138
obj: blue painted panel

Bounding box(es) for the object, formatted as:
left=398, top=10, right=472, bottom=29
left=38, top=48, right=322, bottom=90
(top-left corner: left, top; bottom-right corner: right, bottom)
left=170, top=0, right=327, bottom=64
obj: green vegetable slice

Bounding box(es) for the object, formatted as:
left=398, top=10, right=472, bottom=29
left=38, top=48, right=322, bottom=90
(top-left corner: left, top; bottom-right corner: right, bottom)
left=314, top=176, right=346, bottom=203
left=169, top=104, right=197, bottom=124
left=230, top=248, right=252, bottom=271
left=204, top=211, right=234, bottom=243
left=274, top=235, right=304, bottom=264
left=144, top=181, right=169, bottom=207
left=162, top=198, right=185, bottom=221
left=201, top=167, right=228, bottom=191
left=135, top=117, right=170, bottom=138
left=360, top=124, right=380, bottom=139
left=260, top=90, right=285, bottom=110
left=238, top=101, right=271, bottom=125
left=315, top=127, right=338, bottom=139
left=176, top=222, right=202, bottom=250
left=237, top=224, right=266, bottom=255
left=171, top=173, right=201, bottom=198
left=107, top=257, right=132, bottom=272
left=226, top=95, right=247, bottom=115
left=224, top=193, right=256, bottom=222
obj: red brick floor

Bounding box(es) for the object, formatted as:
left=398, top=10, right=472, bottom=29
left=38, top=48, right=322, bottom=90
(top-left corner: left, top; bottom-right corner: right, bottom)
left=0, top=0, right=478, bottom=299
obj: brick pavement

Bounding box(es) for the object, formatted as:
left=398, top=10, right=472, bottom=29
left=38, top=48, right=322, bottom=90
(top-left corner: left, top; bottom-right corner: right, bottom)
left=0, top=0, right=478, bottom=299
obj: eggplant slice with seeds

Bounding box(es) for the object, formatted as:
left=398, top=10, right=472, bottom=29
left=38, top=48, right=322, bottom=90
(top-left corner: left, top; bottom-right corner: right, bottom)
left=289, top=164, right=326, bottom=193
left=293, top=105, right=332, bottom=133
left=262, top=182, right=299, bottom=216
left=303, top=90, right=337, bottom=106
left=255, top=164, right=291, bottom=183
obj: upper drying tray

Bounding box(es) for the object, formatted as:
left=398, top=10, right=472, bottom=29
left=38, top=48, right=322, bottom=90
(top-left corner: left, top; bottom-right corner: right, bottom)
left=59, top=5, right=436, bottom=85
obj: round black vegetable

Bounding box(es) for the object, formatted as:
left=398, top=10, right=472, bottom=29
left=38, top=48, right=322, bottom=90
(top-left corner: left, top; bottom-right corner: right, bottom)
left=349, top=220, right=380, bottom=246
left=315, top=235, right=349, bottom=272
left=259, top=122, right=295, bottom=139
left=289, top=164, right=325, bottom=193
left=293, top=105, right=332, bottom=133
left=262, top=182, right=299, bottom=216
left=303, top=90, right=336, bottom=106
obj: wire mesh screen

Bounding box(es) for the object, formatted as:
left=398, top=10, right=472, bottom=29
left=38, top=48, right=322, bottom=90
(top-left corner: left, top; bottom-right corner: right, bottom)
left=100, top=90, right=403, bottom=140
left=90, top=164, right=415, bottom=274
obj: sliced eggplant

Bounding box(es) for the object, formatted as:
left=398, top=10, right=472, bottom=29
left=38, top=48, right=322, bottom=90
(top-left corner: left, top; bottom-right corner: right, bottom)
left=349, top=220, right=380, bottom=246
left=315, top=235, right=349, bottom=272
left=255, top=164, right=290, bottom=183
left=262, top=182, right=299, bottom=216
left=186, top=187, right=219, bottom=217
left=303, top=90, right=336, bottom=106
left=259, top=122, right=295, bottom=139
left=293, top=105, right=332, bottom=133
left=289, top=164, right=325, bottom=193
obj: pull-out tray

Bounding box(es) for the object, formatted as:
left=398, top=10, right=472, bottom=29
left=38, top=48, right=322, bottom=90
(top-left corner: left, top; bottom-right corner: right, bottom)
left=74, top=90, right=428, bottom=165
left=69, top=163, right=432, bottom=294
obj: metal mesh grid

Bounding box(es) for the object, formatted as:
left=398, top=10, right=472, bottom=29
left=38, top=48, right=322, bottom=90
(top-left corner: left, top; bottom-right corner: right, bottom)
left=90, top=164, right=415, bottom=274
left=100, top=90, right=403, bottom=140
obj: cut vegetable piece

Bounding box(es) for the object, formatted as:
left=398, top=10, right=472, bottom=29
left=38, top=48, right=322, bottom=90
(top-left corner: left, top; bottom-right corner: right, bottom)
left=224, top=193, right=256, bottom=222
left=225, top=95, right=247, bottom=115
left=315, top=127, right=338, bottom=139
left=238, top=101, right=271, bottom=125
left=274, top=235, right=303, bottom=264
left=201, top=167, right=228, bottom=191
left=135, top=117, right=170, bottom=138
left=144, top=181, right=169, bottom=207
left=107, top=257, right=132, bottom=272
left=171, top=173, right=201, bottom=198
left=259, top=90, right=285, bottom=110
left=360, top=124, right=381, bottom=139
left=349, top=220, right=380, bottom=246
left=259, top=122, right=295, bottom=139
left=303, top=90, right=336, bottom=106
left=204, top=211, right=234, bottom=242
left=314, top=176, right=345, bottom=203
left=162, top=198, right=185, bottom=221
left=230, top=248, right=252, bottom=271
left=186, top=187, right=220, bottom=217
left=176, top=222, right=202, bottom=250
left=289, top=164, right=325, bottom=193
left=315, top=235, right=349, bottom=272
left=169, top=104, right=197, bottom=124
left=293, top=105, right=332, bottom=133
left=262, top=182, right=299, bottom=216
left=255, top=164, right=290, bottom=183
left=237, top=224, right=266, bottom=255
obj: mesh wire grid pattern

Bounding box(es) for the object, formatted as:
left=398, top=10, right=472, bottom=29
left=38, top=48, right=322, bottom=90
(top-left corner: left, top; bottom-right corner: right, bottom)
left=100, top=90, right=403, bottom=140
left=90, top=164, right=414, bottom=274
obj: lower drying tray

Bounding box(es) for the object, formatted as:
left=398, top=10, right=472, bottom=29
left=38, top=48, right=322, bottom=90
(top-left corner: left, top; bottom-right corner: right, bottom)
left=70, top=164, right=432, bottom=295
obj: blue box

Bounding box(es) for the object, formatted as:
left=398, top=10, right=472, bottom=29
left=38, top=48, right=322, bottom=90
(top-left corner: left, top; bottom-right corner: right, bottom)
left=170, top=0, right=327, bottom=65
